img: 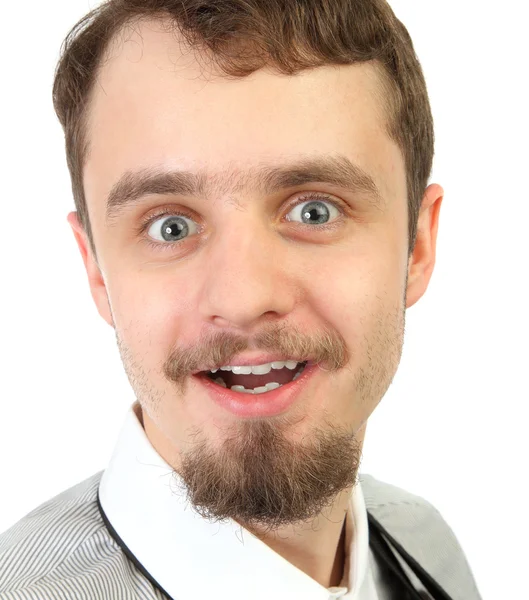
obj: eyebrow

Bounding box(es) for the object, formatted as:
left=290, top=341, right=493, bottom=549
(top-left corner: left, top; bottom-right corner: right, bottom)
left=105, top=154, right=385, bottom=224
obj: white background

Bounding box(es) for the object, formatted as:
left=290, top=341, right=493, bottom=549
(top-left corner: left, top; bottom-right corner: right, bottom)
left=0, top=1, right=527, bottom=598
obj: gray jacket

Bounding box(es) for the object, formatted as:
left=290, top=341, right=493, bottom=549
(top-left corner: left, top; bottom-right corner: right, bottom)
left=361, top=473, right=482, bottom=599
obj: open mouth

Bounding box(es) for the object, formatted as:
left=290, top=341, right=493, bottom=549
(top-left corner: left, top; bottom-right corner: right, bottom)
left=198, top=361, right=308, bottom=395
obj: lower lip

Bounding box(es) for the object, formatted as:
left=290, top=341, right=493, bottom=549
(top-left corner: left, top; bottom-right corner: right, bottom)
left=193, top=362, right=319, bottom=418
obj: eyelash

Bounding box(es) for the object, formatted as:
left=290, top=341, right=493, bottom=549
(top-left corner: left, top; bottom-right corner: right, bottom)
left=138, top=192, right=345, bottom=252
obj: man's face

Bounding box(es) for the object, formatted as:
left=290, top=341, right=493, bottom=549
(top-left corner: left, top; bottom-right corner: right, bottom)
left=73, top=19, right=439, bottom=531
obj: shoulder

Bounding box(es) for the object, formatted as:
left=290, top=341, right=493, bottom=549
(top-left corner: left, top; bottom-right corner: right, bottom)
left=358, top=472, right=457, bottom=551
left=359, top=472, right=436, bottom=511
left=359, top=472, right=450, bottom=553
left=358, top=472, right=482, bottom=600
left=359, top=471, right=463, bottom=543
left=0, top=471, right=126, bottom=598
left=0, top=470, right=105, bottom=552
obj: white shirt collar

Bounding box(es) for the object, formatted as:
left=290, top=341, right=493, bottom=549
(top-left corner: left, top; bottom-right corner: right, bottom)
left=99, top=401, right=376, bottom=600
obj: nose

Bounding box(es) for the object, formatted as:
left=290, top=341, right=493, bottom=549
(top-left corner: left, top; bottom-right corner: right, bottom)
left=197, top=213, right=298, bottom=331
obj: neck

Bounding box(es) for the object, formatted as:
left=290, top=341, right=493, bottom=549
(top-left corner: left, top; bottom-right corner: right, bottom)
left=243, top=490, right=351, bottom=589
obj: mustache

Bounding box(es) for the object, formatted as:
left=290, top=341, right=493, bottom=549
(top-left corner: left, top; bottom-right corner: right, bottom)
left=163, top=322, right=349, bottom=384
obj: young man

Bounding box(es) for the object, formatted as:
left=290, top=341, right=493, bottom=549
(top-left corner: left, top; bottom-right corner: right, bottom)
left=0, top=1, right=482, bottom=599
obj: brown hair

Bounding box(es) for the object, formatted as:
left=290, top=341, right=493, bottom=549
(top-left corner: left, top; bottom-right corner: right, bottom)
left=52, top=0, right=434, bottom=260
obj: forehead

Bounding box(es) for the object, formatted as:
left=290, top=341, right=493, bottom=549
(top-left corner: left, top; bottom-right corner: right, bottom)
left=83, top=18, right=405, bottom=218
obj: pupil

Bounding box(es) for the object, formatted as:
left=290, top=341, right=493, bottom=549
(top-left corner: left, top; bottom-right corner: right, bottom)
left=162, top=218, right=188, bottom=241
left=302, top=202, right=329, bottom=224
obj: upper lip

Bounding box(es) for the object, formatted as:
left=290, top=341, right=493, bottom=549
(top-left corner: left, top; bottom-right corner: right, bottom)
left=192, top=354, right=312, bottom=375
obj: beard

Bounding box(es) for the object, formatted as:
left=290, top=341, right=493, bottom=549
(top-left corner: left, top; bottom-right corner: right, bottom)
left=176, top=409, right=363, bottom=533
left=115, top=291, right=406, bottom=533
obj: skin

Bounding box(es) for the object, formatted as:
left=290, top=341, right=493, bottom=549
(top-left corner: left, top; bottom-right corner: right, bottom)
left=68, top=19, right=443, bottom=590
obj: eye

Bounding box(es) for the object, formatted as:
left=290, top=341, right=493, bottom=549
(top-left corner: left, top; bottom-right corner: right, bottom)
left=285, top=193, right=342, bottom=226
left=146, top=214, right=199, bottom=244
left=142, top=192, right=344, bottom=249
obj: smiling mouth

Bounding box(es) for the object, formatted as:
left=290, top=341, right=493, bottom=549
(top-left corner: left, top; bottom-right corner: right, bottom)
left=198, top=361, right=308, bottom=395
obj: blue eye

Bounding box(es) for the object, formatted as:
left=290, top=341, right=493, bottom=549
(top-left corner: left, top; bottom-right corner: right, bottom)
left=143, top=193, right=344, bottom=250
left=285, top=197, right=341, bottom=226
left=147, top=215, right=198, bottom=243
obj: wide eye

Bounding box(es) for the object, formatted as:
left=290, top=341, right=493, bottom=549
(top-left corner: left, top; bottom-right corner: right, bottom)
left=147, top=214, right=198, bottom=243
left=286, top=197, right=341, bottom=226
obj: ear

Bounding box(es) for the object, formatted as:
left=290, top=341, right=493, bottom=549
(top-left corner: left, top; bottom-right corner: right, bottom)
left=67, top=211, right=114, bottom=328
left=406, top=183, right=444, bottom=308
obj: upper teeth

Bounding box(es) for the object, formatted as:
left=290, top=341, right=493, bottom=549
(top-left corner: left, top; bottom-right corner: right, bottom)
left=210, top=360, right=301, bottom=374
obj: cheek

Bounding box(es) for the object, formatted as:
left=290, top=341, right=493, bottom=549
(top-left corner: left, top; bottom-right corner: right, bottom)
left=310, top=249, right=404, bottom=324
left=108, top=275, right=182, bottom=357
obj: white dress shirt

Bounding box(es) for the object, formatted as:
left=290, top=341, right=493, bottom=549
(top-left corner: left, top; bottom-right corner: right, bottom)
left=99, top=401, right=379, bottom=600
